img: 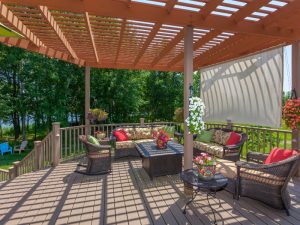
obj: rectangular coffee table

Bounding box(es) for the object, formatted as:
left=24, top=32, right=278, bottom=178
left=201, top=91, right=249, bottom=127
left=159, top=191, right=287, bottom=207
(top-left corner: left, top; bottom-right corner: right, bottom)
left=135, top=141, right=184, bottom=179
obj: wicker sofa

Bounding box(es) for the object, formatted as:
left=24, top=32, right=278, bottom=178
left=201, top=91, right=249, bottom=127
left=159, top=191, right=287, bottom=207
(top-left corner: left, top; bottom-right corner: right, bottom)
left=110, top=125, right=176, bottom=158
left=236, top=150, right=300, bottom=215
left=193, top=128, right=247, bottom=162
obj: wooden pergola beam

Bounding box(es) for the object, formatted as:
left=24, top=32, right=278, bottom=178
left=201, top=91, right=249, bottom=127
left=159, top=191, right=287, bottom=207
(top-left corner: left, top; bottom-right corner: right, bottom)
left=168, top=29, right=222, bottom=68
left=193, top=35, right=286, bottom=69
left=169, top=0, right=272, bottom=68
left=85, top=12, right=99, bottom=63
left=3, top=0, right=299, bottom=40
left=0, top=1, right=43, bottom=47
left=114, top=19, right=126, bottom=65
left=200, top=0, right=223, bottom=19
left=151, top=29, right=184, bottom=67
left=133, top=23, right=161, bottom=66
left=198, top=39, right=285, bottom=69
left=39, top=5, right=77, bottom=59
left=231, top=0, right=271, bottom=23
left=0, top=37, right=85, bottom=66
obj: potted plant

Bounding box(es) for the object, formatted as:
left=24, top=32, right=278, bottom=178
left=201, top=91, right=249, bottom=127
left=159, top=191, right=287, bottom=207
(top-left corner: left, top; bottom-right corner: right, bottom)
left=193, top=153, right=216, bottom=180
left=152, top=129, right=170, bottom=149
left=87, top=108, right=108, bottom=124
left=185, top=97, right=205, bottom=134
left=283, top=99, right=300, bottom=129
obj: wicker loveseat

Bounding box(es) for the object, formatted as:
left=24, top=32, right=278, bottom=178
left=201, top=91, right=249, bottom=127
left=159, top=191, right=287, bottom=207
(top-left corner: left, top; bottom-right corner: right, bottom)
left=193, top=128, right=247, bottom=162
left=236, top=150, right=300, bottom=215
left=110, top=125, right=176, bottom=158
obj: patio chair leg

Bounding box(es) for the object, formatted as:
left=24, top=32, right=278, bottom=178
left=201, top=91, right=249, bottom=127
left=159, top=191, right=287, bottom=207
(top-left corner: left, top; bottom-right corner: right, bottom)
left=285, top=208, right=290, bottom=216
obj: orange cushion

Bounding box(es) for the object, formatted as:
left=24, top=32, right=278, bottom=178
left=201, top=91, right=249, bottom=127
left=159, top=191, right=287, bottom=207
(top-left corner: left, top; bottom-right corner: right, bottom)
left=226, top=132, right=241, bottom=145
left=113, top=129, right=128, bottom=142
left=264, top=148, right=298, bottom=164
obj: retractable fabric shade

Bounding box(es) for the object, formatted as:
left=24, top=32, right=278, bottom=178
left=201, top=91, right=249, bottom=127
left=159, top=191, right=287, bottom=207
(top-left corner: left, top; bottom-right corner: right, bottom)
left=200, top=47, right=283, bottom=128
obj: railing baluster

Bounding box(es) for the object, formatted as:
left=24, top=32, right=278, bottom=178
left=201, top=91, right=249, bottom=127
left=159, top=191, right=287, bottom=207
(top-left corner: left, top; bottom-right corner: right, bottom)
left=270, top=130, right=273, bottom=151
left=284, top=132, right=287, bottom=149
left=257, top=129, right=260, bottom=152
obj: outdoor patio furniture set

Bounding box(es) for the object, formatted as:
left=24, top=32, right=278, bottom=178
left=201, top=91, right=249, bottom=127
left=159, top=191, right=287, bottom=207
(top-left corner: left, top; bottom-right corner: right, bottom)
left=79, top=126, right=300, bottom=218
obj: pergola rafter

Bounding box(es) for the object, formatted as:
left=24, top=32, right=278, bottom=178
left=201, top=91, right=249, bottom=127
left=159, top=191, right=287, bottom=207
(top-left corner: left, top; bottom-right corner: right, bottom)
left=168, top=29, right=223, bottom=68
left=3, top=0, right=299, bottom=40
left=0, top=1, right=43, bottom=47
left=151, top=29, right=184, bottom=67
left=169, top=0, right=275, bottom=69
left=199, top=0, right=223, bottom=19
left=85, top=12, right=99, bottom=63
left=114, top=19, right=126, bottom=65
left=0, top=0, right=297, bottom=71
left=39, top=5, right=77, bottom=59
left=133, top=23, right=161, bottom=67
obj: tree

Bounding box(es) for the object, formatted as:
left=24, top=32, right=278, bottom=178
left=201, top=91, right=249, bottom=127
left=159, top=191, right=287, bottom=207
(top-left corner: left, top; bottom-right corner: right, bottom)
left=144, top=71, right=183, bottom=121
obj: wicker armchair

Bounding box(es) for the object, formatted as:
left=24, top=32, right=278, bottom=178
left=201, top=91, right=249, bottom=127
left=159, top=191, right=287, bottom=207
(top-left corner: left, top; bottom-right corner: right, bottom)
left=236, top=151, right=300, bottom=215
left=75, top=135, right=111, bottom=175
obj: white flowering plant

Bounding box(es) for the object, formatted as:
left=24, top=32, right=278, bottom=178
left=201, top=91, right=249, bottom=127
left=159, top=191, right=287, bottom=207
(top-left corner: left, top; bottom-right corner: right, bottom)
left=185, top=97, right=205, bottom=134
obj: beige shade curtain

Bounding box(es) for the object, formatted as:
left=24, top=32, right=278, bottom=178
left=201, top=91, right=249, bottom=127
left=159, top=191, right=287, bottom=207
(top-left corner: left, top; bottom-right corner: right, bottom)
left=200, top=47, right=283, bottom=128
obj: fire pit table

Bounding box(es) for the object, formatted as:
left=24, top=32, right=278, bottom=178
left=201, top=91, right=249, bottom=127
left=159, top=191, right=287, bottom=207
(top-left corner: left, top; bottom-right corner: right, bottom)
left=135, top=141, right=184, bottom=180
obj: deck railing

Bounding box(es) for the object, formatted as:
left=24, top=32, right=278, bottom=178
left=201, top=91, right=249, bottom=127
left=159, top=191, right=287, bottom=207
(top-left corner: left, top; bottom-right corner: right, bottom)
left=0, top=131, right=54, bottom=182
left=59, top=122, right=177, bottom=160
left=0, top=169, right=9, bottom=182
left=0, top=120, right=293, bottom=183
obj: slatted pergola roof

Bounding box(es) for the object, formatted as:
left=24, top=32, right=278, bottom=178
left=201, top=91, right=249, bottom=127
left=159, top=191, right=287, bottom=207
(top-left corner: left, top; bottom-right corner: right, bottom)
left=0, top=0, right=298, bottom=72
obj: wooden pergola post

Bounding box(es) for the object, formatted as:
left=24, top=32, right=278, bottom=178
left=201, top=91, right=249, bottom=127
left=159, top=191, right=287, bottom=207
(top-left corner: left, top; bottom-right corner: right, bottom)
left=184, top=26, right=194, bottom=195
left=292, top=42, right=300, bottom=176
left=85, top=66, right=91, bottom=135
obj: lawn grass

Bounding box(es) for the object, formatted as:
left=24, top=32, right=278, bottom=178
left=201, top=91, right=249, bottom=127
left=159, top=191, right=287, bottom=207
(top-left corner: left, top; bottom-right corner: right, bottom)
left=0, top=151, right=30, bottom=170
left=0, top=129, right=48, bottom=170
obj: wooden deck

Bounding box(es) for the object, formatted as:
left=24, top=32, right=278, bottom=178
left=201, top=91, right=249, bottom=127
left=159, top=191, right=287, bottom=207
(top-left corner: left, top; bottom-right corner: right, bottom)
left=0, top=158, right=299, bottom=225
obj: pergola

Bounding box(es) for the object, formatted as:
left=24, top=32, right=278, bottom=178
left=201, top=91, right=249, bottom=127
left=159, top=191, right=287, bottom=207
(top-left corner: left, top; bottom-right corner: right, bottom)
left=1, top=0, right=300, bottom=181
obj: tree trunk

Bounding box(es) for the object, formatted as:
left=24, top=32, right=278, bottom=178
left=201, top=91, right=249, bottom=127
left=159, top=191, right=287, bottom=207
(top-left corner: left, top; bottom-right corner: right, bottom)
left=12, top=111, right=20, bottom=140
left=0, top=120, right=2, bottom=138
left=21, top=113, right=26, bottom=140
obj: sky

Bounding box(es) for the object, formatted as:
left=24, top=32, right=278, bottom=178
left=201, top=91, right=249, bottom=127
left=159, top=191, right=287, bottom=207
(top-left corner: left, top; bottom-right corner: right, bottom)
left=283, top=45, right=292, bottom=92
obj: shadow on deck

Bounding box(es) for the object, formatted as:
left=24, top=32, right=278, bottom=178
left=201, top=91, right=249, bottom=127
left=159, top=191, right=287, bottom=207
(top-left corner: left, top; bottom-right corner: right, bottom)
left=0, top=158, right=299, bottom=225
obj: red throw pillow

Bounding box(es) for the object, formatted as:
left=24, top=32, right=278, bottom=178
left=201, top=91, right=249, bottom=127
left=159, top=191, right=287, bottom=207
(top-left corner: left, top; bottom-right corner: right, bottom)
left=226, top=132, right=241, bottom=145
left=113, top=129, right=128, bottom=141
left=264, top=148, right=299, bottom=164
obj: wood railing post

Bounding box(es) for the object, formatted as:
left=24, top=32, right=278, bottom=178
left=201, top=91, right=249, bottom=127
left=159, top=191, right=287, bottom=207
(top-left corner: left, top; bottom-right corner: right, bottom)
left=34, top=141, right=42, bottom=170
left=8, top=166, right=15, bottom=180
left=226, top=119, right=233, bottom=130
left=140, top=118, right=145, bottom=126
left=12, top=161, right=20, bottom=178
left=52, top=122, right=61, bottom=167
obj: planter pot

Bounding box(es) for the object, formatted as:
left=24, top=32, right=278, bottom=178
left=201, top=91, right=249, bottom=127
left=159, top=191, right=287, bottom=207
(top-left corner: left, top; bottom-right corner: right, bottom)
left=195, top=164, right=216, bottom=180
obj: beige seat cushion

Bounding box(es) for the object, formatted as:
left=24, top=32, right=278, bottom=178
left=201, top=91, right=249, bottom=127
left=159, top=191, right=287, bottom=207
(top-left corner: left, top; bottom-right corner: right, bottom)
left=193, top=141, right=224, bottom=158
left=213, top=130, right=231, bottom=145
left=135, top=128, right=153, bottom=140
left=216, top=159, right=237, bottom=179
left=115, top=140, right=135, bottom=150
left=240, top=168, right=285, bottom=186
left=123, top=128, right=135, bottom=140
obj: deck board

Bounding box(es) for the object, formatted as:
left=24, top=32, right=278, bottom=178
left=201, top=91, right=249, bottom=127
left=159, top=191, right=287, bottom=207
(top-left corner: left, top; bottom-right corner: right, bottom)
left=0, top=158, right=299, bottom=225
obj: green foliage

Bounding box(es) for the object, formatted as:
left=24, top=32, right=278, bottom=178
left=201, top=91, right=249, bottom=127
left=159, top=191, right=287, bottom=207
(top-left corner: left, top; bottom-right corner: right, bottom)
left=144, top=71, right=183, bottom=121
